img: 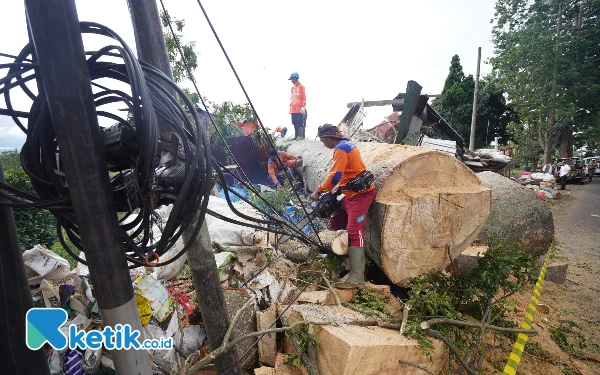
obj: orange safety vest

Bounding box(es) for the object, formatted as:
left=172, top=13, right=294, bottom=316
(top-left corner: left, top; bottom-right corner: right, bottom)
left=289, top=81, right=306, bottom=114
left=234, top=120, right=257, bottom=136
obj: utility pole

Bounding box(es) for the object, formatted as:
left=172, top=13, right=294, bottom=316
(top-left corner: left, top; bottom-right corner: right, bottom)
left=24, top=1, right=152, bottom=374
left=469, top=47, right=481, bottom=152
left=0, top=162, right=51, bottom=375
left=126, top=1, right=242, bottom=373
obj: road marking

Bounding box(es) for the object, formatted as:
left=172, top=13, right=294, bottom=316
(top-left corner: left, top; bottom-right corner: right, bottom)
left=592, top=214, right=599, bottom=217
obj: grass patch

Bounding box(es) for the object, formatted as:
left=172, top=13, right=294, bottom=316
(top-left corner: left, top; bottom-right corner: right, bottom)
left=550, top=324, right=587, bottom=359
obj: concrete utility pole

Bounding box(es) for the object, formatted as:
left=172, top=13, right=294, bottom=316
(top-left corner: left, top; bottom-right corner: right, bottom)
left=126, top=1, right=242, bottom=373
left=24, top=0, right=153, bottom=374
left=0, top=162, right=51, bottom=375
left=469, top=47, right=481, bottom=152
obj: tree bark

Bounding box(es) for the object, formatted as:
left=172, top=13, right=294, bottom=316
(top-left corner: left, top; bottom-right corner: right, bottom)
left=286, top=140, right=492, bottom=286
left=476, top=172, right=554, bottom=256
left=545, top=0, right=563, bottom=164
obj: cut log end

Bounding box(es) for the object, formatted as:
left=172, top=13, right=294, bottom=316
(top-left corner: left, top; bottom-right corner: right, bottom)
left=286, top=141, right=492, bottom=286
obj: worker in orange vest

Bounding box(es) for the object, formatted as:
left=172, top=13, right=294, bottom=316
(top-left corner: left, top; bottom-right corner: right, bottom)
left=233, top=118, right=257, bottom=136
left=268, top=150, right=302, bottom=189
left=288, top=72, right=306, bottom=140
left=274, top=125, right=288, bottom=138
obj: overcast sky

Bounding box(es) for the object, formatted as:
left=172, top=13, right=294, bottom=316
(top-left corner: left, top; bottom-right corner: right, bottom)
left=0, top=0, right=497, bottom=149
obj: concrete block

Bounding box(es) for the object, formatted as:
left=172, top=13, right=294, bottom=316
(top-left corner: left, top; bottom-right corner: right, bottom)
left=545, top=262, right=568, bottom=284
left=451, top=245, right=488, bottom=276
left=223, top=288, right=257, bottom=369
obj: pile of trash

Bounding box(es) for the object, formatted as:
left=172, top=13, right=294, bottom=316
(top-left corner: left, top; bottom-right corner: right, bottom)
left=27, top=196, right=308, bottom=374
left=512, top=172, right=560, bottom=200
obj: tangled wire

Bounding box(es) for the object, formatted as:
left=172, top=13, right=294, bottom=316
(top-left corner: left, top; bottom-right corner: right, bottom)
left=0, top=22, right=212, bottom=267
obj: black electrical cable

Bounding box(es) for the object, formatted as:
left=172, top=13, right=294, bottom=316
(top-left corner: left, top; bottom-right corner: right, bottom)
left=158, top=0, right=323, bottom=249
left=213, top=158, right=317, bottom=243
left=0, top=22, right=211, bottom=268
left=213, top=160, right=319, bottom=248
left=190, top=0, right=325, bottom=249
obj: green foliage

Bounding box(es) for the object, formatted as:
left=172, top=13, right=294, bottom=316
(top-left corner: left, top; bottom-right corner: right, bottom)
left=404, top=321, right=436, bottom=362
left=160, top=11, right=198, bottom=85
left=349, top=289, right=388, bottom=314
left=405, top=241, right=537, bottom=361
left=283, top=353, right=302, bottom=368
left=50, top=238, right=78, bottom=269
left=525, top=341, right=554, bottom=360
left=408, top=271, right=462, bottom=319
left=0, top=149, right=21, bottom=171
left=550, top=323, right=587, bottom=359
left=245, top=182, right=289, bottom=215
left=432, top=56, right=517, bottom=149
left=263, top=247, right=274, bottom=263
left=206, top=100, right=253, bottom=145
left=285, top=319, right=319, bottom=369
left=315, top=255, right=344, bottom=281
left=432, top=55, right=475, bottom=140
left=458, top=241, right=537, bottom=312
left=491, top=0, right=600, bottom=161
left=2, top=167, right=57, bottom=250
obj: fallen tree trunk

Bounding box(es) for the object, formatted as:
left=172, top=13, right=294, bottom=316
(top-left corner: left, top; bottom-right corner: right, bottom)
left=476, top=171, right=554, bottom=256
left=286, top=140, right=492, bottom=286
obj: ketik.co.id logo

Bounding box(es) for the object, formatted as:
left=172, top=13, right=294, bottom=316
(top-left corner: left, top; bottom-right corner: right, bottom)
left=26, top=308, right=172, bottom=350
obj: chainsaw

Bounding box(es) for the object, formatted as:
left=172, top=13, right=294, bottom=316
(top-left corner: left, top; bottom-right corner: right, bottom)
left=278, top=191, right=343, bottom=244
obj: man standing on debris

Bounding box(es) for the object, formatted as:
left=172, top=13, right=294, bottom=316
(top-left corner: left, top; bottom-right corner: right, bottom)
left=288, top=72, right=306, bottom=140
left=310, top=124, right=376, bottom=289
left=558, top=161, right=571, bottom=190
left=543, top=161, right=554, bottom=175
left=268, top=150, right=301, bottom=189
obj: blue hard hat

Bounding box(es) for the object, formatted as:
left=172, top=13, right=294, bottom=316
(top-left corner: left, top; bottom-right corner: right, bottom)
left=288, top=72, right=299, bottom=80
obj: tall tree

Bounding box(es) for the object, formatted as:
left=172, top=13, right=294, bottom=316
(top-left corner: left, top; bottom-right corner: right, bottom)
left=491, top=0, right=600, bottom=162
left=433, top=56, right=516, bottom=149
left=432, top=55, right=475, bottom=140
left=160, top=10, right=198, bottom=85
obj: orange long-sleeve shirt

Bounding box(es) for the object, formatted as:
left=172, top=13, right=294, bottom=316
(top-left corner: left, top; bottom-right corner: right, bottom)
left=267, top=151, right=296, bottom=184
left=289, top=81, right=306, bottom=114
left=317, top=140, right=374, bottom=198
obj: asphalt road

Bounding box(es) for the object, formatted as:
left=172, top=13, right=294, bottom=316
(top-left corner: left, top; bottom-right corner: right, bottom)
left=551, top=178, right=600, bottom=259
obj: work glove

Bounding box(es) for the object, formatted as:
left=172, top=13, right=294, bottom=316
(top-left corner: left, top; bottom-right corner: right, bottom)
left=300, top=107, right=306, bottom=115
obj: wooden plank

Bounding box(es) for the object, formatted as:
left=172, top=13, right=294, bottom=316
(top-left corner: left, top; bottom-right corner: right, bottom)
left=316, top=325, right=447, bottom=375
left=346, top=99, right=405, bottom=108
left=255, top=366, right=276, bottom=375
left=256, top=305, right=277, bottom=367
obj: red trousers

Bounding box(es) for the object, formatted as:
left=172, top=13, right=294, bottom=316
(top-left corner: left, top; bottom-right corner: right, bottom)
left=330, top=188, right=376, bottom=247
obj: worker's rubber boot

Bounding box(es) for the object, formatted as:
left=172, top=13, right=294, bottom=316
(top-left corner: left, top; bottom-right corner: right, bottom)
left=336, top=246, right=365, bottom=289
left=298, top=127, right=305, bottom=140
left=292, top=126, right=299, bottom=140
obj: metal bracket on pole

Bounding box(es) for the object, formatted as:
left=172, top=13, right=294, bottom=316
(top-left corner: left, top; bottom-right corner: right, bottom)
left=24, top=1, right=152, bottom=373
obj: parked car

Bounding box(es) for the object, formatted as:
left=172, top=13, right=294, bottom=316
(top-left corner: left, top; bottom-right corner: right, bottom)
left=554, top=158, right=586, bottom=184
left=583, top=157, right=600, bottom=177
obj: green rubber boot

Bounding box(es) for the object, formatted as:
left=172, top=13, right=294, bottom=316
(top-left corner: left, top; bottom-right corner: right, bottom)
left=336, top=246, right=365, bottom=289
